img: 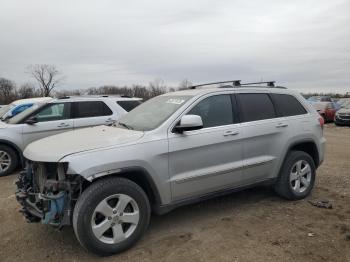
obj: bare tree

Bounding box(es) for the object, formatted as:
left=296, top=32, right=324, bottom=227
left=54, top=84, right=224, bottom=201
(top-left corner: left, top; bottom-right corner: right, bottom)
left=0, top=78, right=16, bottom=104
left=28, top=64, right=63, bottom=97
left=149, top=78, right=166, bottom=97
left=17, top=83, right=39, bottom=99
left=178, top=79, right=193, bottom=90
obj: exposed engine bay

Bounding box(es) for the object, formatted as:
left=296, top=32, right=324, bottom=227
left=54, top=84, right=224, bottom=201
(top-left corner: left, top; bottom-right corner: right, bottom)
left=15, top=162, right=82, bottom=227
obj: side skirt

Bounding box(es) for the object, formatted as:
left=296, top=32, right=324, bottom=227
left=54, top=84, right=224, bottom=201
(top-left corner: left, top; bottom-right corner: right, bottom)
left=153, top=178, right=277, bottom=215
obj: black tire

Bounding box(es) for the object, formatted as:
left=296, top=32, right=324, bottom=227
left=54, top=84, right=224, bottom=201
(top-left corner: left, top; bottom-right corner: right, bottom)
left=274, top=150, right=316, bottom=200
left=73, top=177, right=151, bottom=256
left=0, top=144, right=19, bottom=177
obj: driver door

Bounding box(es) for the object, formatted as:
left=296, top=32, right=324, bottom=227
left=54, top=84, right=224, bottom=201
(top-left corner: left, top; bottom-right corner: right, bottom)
left=21, top=102, right=73, bottom=148
left=168, top=94, right=244, bottom=201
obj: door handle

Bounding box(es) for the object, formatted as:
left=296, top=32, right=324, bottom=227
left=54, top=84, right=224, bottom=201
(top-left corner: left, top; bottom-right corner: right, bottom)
left=223, top=130, right=239, bottom=136
left=57, top=123, right=70, bottom=128
left=276, top=123, right=288, bottom=128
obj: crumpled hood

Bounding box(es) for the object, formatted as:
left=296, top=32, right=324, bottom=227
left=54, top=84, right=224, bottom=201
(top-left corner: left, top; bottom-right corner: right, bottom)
left=337, top=107, right=350, bottom=114
left=24, top=126, right=144, bottom=162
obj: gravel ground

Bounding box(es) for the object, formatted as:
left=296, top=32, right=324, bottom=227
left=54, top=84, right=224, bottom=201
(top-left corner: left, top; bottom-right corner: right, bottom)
left=0, top=124, right=349, bottom=262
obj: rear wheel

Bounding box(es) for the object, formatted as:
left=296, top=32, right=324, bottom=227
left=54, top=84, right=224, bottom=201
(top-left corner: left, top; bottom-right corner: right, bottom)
left=0, top=145, right=18, bottom=177
left=73, top=177, right=151, bottom=256
left=274, top=151, right=315, bottom=200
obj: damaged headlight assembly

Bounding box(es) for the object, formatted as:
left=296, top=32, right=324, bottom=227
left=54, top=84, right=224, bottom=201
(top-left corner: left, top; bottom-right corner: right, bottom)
left=15, top=162, right=82, bottom=227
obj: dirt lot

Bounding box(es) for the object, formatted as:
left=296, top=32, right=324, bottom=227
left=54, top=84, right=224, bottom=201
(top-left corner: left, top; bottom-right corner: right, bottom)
left=0, top=125, right=349, bottom=262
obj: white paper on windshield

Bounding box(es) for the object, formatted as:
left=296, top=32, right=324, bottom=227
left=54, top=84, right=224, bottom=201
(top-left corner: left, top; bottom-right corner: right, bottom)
left=166, top=99, right=186, bottom=105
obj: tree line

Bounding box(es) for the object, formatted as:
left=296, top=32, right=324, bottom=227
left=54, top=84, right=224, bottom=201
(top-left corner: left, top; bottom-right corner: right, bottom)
left=0, top=64, right=349, bottom=105
left=0, top=64, right=193, bottom=104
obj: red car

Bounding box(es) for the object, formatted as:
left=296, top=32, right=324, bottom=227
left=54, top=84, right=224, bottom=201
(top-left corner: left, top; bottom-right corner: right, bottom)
left=310, top=102, right=336, bottom=122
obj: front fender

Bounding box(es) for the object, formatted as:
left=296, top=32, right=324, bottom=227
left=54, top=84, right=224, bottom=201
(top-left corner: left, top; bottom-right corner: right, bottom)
left=61, top=139, right=171, bottom=205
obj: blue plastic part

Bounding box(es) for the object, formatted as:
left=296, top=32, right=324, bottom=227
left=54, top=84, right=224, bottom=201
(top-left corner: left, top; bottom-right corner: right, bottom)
left=42, top=193, right=65, bottom=225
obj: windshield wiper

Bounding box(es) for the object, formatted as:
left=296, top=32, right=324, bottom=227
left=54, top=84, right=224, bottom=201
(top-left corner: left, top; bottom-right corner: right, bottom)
left=118, top=122, right=134, bottom=130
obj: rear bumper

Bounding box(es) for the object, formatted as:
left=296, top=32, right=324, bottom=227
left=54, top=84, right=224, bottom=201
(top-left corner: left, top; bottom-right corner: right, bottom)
left=319, top=137, right=326, bottom=166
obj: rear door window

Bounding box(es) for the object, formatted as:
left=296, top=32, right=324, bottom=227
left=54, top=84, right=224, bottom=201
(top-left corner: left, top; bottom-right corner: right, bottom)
left=73, top=101, right=113, bottom=118
left=237, top=93, right=276, bottom=122
left=117, top=100, right=142, bottom=112
left=271, top=94, right=307, bottom=117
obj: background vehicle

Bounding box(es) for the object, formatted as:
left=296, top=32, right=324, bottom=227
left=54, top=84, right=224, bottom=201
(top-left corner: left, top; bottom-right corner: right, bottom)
left=309, top=101, right=337, bottom=122
left=17, top=81, right=325, bottom=256
left=0, top=95, right=141, bottom=176
left=334, top=98, right=350, bottom=126
left=307, top=96, right=341, bottom=111
left=308, top=95, right=333, bottom=102
left=0, top=97, right=53, bottom=120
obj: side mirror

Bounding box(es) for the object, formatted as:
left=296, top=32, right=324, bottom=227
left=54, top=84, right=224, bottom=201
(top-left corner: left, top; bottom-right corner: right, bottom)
left=25, top=116, right=38, bottom=125
left=174, top=114, right=203, bottom=133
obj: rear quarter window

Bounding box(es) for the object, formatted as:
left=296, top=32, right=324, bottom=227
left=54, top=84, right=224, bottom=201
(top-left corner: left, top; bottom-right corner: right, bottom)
left=74, top=101, right=113, bottom=118
left=271, top=94, right=307, bottom=117
left=117, top=100, right=142, bottom=112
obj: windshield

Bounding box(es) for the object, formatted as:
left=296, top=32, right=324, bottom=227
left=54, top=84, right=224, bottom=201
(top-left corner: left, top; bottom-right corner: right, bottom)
left=116, top=95, right=192, bottom=131
left=8, top=103, right=46, bottom=124
left=0, top=104, right=14, bottom=118
left=341, top=100, right=350, bottom=109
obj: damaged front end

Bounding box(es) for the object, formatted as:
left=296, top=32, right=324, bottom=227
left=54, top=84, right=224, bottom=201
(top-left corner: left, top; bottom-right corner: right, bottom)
left=15, top=162, right=82, bottom=227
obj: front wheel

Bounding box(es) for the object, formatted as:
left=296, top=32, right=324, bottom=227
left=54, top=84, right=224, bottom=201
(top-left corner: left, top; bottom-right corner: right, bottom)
left=274, top=151, right=316, bottom=200
left=0, top=145, right=18, bottom=177
left=73, top=177, right=151, bottom=256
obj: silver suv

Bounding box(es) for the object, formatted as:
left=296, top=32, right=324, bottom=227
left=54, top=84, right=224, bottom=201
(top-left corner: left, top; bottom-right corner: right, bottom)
left=16, top=81, right=325, bottom=256
left=0, top=96, right=141, bottom=176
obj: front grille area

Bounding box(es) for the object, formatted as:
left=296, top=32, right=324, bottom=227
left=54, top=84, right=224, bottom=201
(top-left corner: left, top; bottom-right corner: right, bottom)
left=338, top=114, right=350, bottom=120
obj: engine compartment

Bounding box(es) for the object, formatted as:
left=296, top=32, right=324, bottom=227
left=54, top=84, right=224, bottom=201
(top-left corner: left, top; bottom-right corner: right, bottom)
left=16, top=162, right=81, bottom=227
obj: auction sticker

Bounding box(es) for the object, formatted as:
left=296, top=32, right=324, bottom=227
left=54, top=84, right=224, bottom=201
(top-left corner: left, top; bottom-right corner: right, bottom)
left=166, top=98, right=186, bottom=105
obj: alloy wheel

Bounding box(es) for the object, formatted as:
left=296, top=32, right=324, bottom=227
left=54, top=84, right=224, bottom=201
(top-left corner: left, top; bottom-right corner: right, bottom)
left=290, top=160, right=312, bottom=193
left=91, top=194, right=140, bottom=244
left=0, top=150, right=11, bottom=173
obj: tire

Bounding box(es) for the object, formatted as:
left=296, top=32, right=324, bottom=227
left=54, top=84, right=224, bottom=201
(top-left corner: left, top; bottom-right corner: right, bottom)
left=0, top=144, right=19, bottom=177
left=274, top=150, right=316, bottom=200
left=73, top=177, right=151, bottom=256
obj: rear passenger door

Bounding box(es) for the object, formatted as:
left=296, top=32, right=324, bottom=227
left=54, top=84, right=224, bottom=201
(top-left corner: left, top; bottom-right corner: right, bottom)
left=270, top=93, right=310, bottom=135
left=72, top=101, right=115, bottom=129
left=237, top=93, right=292, bottom=183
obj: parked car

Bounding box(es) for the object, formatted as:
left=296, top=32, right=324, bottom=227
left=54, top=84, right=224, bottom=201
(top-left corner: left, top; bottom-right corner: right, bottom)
left=0, top=95, right=141, bottom=176
left=307, top=96, right=341, bottom=111
left=16, top=81, right=325, bottom=256
left=0, top=97, right=53, bottom=120
left=307, top=95, right=332, bottom=102
left=334, top=98, right=350, bottom=126
left=309, top=101, right=337, bottom=122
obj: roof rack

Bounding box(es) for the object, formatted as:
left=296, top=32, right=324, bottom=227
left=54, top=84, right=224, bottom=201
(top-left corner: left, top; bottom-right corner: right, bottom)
left=240, top=81, right=276, bottom=87
left=189, top=80, right=287, bottom=89
left=189, top=80, right=241, bottom=89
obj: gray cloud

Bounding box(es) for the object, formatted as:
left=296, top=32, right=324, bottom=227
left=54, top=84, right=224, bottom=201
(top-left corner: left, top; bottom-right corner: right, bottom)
left=0, top=0, right=349, bottom=92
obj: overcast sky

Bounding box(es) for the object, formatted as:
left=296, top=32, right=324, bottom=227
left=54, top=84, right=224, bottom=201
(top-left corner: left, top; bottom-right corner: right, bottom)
left=0, top=0, right=349, bottom=92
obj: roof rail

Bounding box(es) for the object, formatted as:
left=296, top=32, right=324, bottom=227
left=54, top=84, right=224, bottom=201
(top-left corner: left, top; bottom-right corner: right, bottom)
left=240, top=81, right=276, bottom=87
left=188, top=80, right=287, bottom=90
left=189, top=80, right=241, bottom=89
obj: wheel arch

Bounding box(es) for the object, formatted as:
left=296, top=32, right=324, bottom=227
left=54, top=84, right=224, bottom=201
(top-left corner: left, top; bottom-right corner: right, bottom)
left=82, top=167, right=162, bottom=213
left=285, top=139, right=320, bottom=168
left=0, top=139, right=24, bottom=166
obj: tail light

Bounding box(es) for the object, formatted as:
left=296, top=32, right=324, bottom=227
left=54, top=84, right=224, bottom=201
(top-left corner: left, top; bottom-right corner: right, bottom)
left=318, top=117, right=324, bottom=129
